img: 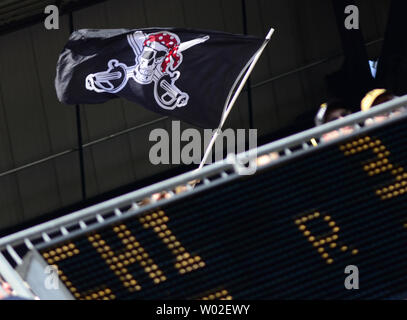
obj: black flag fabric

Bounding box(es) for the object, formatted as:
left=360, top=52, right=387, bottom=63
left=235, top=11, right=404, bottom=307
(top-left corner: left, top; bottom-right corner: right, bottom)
left=55, top=28, right=264, bottom=128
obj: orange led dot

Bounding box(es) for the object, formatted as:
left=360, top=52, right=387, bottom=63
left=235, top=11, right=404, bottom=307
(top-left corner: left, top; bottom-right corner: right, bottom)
left=322, top=253, right=329, bottom=259
left=352, top=249, right=358, bottom=255
left=308, top=236, right=315, bottom=242
left=303, top=231, right=311, bottom=237
left=327, top=259, right=333, bottom=264
left=333, top=227, right=340, bottom=233
left=329, top=221, right=335, bottom=227
left=318, top=247, right=324, bottom=253
left=330, top=243, right=337, bottom=248
left=294, top=219, right=301, bottom=225
left=324, top=216, right=331, bottom=221
left=341, top=246, right=348, bottom=252
left=298, top=225, right=306, bottom=231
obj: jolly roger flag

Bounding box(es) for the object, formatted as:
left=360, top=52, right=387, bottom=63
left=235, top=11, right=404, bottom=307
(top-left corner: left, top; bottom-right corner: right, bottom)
left=55, top=28, right=264, bottom=128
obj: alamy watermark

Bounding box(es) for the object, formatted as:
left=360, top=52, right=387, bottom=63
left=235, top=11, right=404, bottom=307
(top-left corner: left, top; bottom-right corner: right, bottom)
left=344, top=5, right=359, bottom=30
left=344, top=265, right=359, bottom=290
left=44, top=5, right=59, bottom=30
left=44, top=265, right=59, bottom=290
left=149, top=121, right=258, bottom=175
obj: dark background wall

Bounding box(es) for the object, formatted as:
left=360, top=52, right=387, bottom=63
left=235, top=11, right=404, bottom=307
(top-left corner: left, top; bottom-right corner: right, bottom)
left=0, top=0, right=391, bottom=233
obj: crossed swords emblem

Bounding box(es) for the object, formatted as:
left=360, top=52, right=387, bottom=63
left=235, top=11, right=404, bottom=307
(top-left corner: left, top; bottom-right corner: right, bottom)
left=85, top=31, right=209, bottom=110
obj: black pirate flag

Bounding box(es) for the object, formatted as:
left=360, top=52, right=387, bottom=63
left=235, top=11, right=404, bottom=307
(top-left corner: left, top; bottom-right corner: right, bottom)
left=55, top=28, right=264, bottom=128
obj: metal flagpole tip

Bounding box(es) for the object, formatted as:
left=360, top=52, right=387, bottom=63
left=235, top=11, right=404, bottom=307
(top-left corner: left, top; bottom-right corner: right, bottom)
left=266, top=28, right=275, bottom=40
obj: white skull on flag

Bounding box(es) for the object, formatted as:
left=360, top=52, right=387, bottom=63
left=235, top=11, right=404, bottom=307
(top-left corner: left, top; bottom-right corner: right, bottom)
left=135, top=32, right=182, bottom=84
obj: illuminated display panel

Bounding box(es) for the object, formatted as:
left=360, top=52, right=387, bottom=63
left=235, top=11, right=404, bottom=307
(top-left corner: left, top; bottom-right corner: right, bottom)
left=37, top=116, right=407, bottom=299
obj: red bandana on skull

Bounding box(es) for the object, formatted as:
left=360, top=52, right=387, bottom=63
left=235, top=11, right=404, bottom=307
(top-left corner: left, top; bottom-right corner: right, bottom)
left=143, top=32, right=181, bottom=73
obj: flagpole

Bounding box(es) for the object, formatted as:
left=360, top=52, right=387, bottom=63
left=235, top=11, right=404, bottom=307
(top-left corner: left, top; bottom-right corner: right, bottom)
left=196, top=27, right=275, bottom=172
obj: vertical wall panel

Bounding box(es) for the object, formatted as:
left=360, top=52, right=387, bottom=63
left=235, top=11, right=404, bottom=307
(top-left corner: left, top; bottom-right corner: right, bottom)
left=0, top=82, right=24, bottom=228
left=29, top=16, right=82, bottom=206
left=0, top=27, right=60, bottom=221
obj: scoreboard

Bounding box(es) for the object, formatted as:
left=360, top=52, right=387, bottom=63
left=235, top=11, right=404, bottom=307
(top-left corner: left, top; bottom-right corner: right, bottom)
left=35, top=115, right=407, bottom=299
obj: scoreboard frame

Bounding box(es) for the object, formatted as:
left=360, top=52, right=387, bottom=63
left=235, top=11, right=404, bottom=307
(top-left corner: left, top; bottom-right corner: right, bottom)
left=0, top=95, right=406, bottom=299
